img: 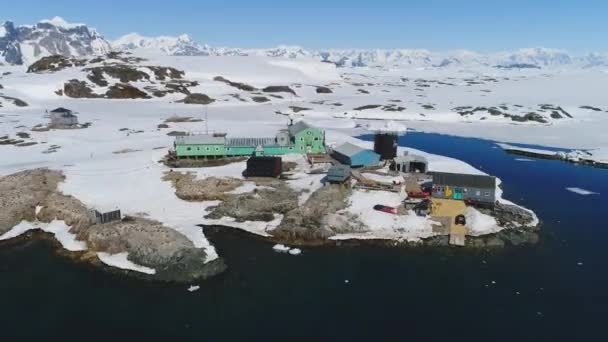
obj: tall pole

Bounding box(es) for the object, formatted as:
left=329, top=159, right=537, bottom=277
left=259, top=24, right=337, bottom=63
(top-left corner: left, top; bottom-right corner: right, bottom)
left=205, top=105, right=209, bottom=135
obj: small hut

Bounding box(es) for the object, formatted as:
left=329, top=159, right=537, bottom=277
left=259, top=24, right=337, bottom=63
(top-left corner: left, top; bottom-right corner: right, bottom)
left=245, top=156, right=282, bottom=178
left=49, top=107, right=78, bottom=127
left=392, top=153, right=429, bottom=173
left=327, top=165, right=351, bottom=184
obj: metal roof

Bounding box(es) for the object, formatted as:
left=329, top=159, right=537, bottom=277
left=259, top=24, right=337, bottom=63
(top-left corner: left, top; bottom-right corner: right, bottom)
left=394, top=154, right=428, bottom=163
left=430, top=172, right=496, bottom=189
left=175, top=135, right=226, bottom=145
left=227, top=137, right=276, bottom=147
left=288, top=121, right=312, bottom=136
left=50, top=107, right=73, bottom=113
left=333, top=142, right=367, bottom=157
left=328, top=164, right=351, bottom=174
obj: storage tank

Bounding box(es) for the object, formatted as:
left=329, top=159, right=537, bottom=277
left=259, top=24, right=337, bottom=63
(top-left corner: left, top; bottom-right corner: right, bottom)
left=374, top=133, right=398, bottom=160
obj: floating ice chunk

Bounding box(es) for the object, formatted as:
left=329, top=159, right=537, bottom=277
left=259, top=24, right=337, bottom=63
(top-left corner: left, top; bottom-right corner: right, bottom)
left=272, top=244, right=302, bottom=255
left=566, top=187, right=599, bottom=195
left=272, top=244, right=291, bottom=253
left=188, top=285, right=200, bottom=292
left=288, top=248, right=302, bottom=256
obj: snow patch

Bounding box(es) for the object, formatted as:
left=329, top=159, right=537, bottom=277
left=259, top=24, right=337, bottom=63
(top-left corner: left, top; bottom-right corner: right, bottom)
left=97, top=252, right=156, bottom=275
left=0, top=220, right=87, bottom=251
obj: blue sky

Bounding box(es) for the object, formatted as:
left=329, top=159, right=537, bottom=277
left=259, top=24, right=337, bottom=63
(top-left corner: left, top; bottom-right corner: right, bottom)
left=3, top=0, right=607, bottom=52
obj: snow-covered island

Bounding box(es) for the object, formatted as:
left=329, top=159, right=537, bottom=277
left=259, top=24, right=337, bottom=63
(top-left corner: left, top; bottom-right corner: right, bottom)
left=4, top=17, right=608, bottom=282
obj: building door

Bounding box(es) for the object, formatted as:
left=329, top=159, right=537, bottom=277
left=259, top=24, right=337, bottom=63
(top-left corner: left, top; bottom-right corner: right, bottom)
left=453, top=188, right=463, bottom=200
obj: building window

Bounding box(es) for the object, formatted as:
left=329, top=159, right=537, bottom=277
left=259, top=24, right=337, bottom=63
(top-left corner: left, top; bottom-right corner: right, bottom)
left=314, top=137, right=319, bottom=141
left=300, top=137, right=304, bottom=142
left=289, top=147, right=294, bottom=151
left=307, top=131, right=312, bottom=135
left=186, top=147, right=192, bottom=151
left=484, top=191, right=490, bottom=197
left=205, top=147, right=210, bottom=151
left=476, top=190, right=481, bottom=196
left=463, top=188, right=468, bottom=193
left=215, top=147, right=220, bottom=151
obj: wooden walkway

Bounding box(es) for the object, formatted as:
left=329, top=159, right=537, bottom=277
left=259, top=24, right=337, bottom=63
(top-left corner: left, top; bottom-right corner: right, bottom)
left=431, top=199, right=467, bottom=246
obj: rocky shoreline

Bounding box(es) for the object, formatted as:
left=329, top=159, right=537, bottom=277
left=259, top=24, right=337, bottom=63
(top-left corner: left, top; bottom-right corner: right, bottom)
left=0, top=169, right=225, bottom=283
left=0, top=166, right=540, bottom=283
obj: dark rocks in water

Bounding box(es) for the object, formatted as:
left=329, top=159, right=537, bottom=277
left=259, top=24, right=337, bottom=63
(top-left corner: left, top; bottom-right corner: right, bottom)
left=422, top=104, right=435, bottom=110
left=214, top=76, right=257, bottom=91
left=252, top=96, right=270, bottom=103
left=262, top=86, right=296, bottom=96
left=357, top=89, right=370, bottom=94
left=106, top=83, right=150, bottom=99
left=16, top=132, right=30, bottom=139
left=0, top=95, right=28, bottom=107
left=177, top=93, right=215, bottom=105
left=550, top=111, right=563, bottom=119
left=354, top=104, right=382, bottom=111
left=27, top=55, right=86, bottom=73
left=64, top=79, right=98, bottom=98
left=0, top=84, right=3, bottom=89
left=157, top=123, right=170, bottom=129
left=316, top=86, right=333, bottom=94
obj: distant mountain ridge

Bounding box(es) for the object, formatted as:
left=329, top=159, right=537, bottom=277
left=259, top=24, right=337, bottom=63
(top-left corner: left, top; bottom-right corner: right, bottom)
left=2, top=17, right=607, bottom=69
left=0, top=16, right=111, bottom=65
left=113, top=33, right=608, bottom=69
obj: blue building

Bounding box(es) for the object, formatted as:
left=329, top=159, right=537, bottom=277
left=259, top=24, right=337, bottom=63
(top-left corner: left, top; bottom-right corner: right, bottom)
left=332, top=142, right=381, bottom=168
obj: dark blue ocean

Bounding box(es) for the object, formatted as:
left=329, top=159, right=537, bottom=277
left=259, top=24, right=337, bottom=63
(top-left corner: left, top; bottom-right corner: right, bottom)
left=1, top=132, right=607, bottom=341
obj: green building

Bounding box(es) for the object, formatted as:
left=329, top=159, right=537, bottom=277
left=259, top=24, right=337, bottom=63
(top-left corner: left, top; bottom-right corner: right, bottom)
left=174, top=121, right=326, bottom=158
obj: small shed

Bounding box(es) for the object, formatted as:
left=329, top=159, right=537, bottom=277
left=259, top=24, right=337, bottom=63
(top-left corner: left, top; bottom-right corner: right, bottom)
left=93, top=209, right=122, bottom=224
left=332, top=143, right=380, bottom=168
left=430, top=172, right=497, bottom=204
left=327, top=165, right=351, bottom=184
left=49, top=107, right=78, bottom=127
left=245, top=156, right=282, bottom=178
left=392, top=154, right=428, bottom=173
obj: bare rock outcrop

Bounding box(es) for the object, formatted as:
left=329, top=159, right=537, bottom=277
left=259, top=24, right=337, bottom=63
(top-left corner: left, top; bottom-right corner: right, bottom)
left=0, top=169, right=225, bottom=282
left=272, top=184, right=365, bottom=242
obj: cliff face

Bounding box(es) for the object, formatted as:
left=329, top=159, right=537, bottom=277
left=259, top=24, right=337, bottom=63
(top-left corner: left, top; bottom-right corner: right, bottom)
left=0, top=17, right=111, bottom=66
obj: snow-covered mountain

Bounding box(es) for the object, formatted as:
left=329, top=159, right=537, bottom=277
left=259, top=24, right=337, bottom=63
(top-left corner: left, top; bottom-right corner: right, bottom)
left=0, top=16, right=111, bottom=65
left=112, top=33, right=249, bottom=57
left=112, top=32, right=608, bottom=69
left=3, top=17, right=608, bottom=69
